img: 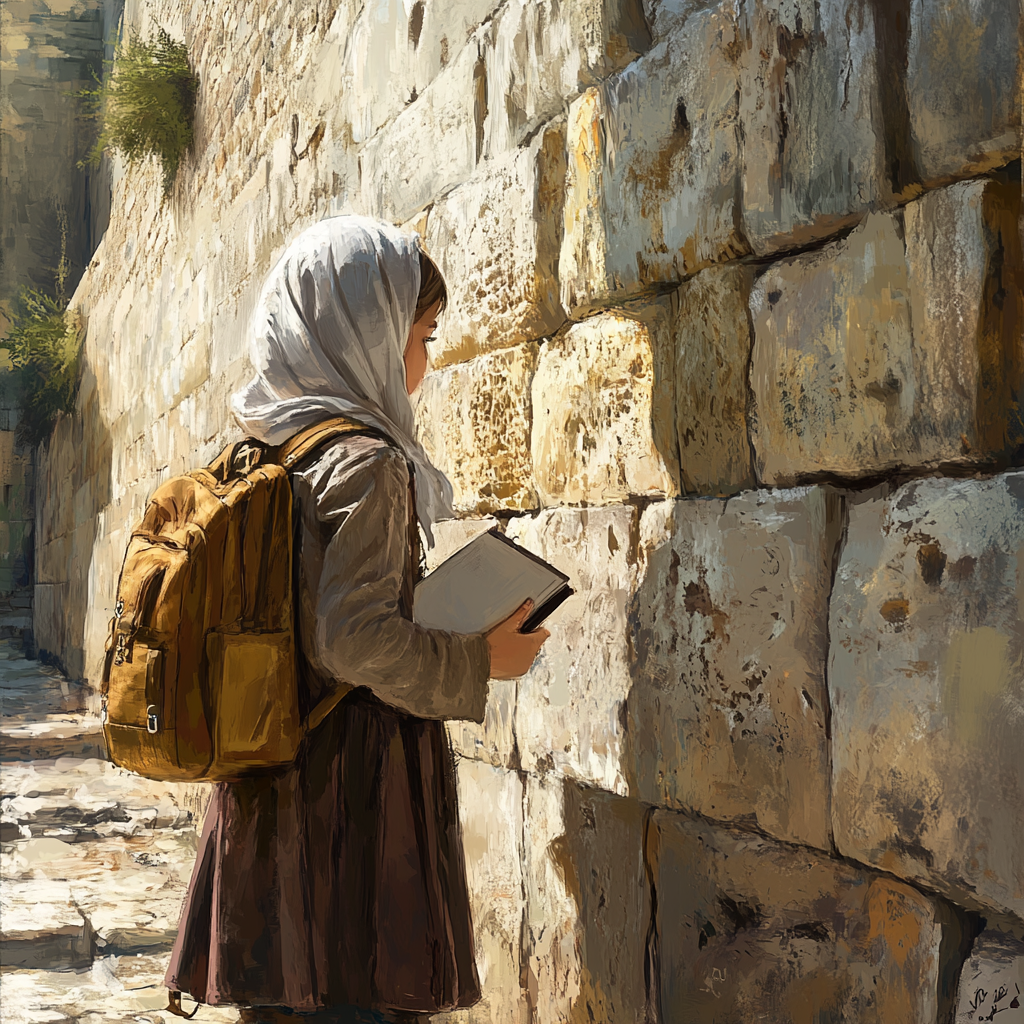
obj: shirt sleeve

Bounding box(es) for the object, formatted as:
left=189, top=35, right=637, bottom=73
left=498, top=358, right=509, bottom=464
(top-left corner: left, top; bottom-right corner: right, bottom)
left=305, top=438, right=491, bottom=722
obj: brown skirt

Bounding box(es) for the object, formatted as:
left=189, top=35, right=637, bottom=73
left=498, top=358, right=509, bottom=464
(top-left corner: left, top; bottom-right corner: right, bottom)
left=164, top=689, right=481, bottom=1014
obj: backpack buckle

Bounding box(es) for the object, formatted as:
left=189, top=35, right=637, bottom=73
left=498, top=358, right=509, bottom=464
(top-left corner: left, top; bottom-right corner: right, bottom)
left=113, top=633, right=127, bottom=666
left=146, top=705, right=159, bottom=733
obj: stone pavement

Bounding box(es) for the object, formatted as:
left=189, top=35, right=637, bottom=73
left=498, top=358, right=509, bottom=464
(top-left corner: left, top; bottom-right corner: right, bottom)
left=0, top=640, right=238, bottom=1023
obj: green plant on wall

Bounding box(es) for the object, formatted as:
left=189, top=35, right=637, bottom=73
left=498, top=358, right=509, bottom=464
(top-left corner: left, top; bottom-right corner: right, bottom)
left=1, top=206, right=83, bottom=448
left=81, top=27, right=198, bottom=195
left=4, top=290, right=82, bottom=448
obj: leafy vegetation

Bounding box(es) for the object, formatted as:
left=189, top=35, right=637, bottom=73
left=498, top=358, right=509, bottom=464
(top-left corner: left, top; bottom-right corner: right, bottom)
left=1, top=206, right=83, bottom=448
left=81, top=27, right=198, bottom=195
left=4, top=290, right=82, bottom=447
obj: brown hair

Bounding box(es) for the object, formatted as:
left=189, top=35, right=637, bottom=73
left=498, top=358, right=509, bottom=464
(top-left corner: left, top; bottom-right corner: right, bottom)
left=415, top=251, right=448, bottom=321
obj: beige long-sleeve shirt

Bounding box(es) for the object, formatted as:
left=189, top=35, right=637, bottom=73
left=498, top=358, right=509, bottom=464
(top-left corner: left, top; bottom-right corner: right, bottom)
left=291, top=433, right=491, bottom=722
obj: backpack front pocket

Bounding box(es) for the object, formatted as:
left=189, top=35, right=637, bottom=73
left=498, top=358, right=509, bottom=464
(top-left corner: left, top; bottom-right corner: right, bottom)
left=106, top=643, right=164, bottom=729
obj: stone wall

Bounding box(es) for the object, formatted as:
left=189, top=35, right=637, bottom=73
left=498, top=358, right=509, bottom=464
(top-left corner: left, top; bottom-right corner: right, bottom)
left=1, top=0, right=121, bottom=652
left=0, top=0, right=111, bottom=305
left=35, top=0, right=1024, bottom=1020
left=0, top=366, right=35, bottom=642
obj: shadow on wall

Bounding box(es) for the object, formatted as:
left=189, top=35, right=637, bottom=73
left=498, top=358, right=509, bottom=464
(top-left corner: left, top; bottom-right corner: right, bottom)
left=976, top=163, right=1024, bottom=461
left=35, top=347, right=112, bottom=683
left=526, top=774, right=651, bottom=1024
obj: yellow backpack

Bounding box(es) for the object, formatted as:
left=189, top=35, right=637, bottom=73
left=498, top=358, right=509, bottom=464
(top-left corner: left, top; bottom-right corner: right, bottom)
left=101, top=416, right=370, bottom=782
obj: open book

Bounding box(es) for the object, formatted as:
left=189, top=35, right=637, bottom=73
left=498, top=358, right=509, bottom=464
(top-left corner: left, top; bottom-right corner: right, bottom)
left=413, top=527, right=573, bottom=635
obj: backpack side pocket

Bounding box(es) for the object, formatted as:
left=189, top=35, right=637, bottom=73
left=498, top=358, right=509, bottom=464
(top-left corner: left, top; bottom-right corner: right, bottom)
left=205, top=629, right=301, bottom=778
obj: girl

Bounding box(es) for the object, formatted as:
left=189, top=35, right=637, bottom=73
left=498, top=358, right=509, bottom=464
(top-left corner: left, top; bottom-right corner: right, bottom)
left=165, top=216, right=549, bottom=1023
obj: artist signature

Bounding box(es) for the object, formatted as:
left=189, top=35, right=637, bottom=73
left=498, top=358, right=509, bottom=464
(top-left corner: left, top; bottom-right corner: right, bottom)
left=968, top=982, right=1021, bottom=1021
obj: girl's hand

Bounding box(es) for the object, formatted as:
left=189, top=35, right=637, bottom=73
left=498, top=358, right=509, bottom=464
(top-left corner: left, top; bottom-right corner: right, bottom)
left=486, top=600, right=550, bottom=679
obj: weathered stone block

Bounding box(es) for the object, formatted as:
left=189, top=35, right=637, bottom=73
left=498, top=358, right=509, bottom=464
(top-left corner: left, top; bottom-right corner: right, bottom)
left=750, top=176, right=1024, bottom=484
left=447, top=759, right=527, bottom=1024
left=532, top=302, right=678, bottom=506
left=674, top=263, right=756, bottom=495
left=651, top=811, right=960, bottom=1024
left=424, top=122, right=567, bottom=368
left=32, top=584, right=67, bottom=668
left=415, top=344, right=539, bottom=514
left=955, top=929, right=1024, bottom=1023
left=630, top=487, right=840, bottom=850
left=192, top=372, right=243, bottom=449
left=507, top=506, right=637, bottom=794
left=749, top=211, right=913, bottom=482
left=559, top=1, right=748, bottom=315
left=522, top=775, right=648, bottom=1024
left=908, top=0, right=1022, bottom=184
left=359, top=34, right=486, bottom=225
left=905, top=173, right=1024, bottom=460
left=484, top=0, right=652, bottom=157
left=159, top=332, right=210, bottom=411
left=737, top=0, right=886, bottom=254
left=830, top=473, right=1024, bottom=919
left=424, top=517, right=518, bottom=770
left=341, top=0, right=499, bottom=146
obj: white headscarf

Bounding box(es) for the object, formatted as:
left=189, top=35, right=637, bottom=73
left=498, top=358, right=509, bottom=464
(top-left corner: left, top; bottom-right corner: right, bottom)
left=231, top=215, right=455, bottom=546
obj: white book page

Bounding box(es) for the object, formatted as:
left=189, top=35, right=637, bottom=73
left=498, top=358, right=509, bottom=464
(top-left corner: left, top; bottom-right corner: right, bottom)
left=413, top=531, right=566, bottom=633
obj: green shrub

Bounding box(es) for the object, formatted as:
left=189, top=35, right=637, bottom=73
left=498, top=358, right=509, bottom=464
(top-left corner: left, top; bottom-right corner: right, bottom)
left=82, top=27, right=198, bottom=195
left=4, top=290, right=82, bottom=447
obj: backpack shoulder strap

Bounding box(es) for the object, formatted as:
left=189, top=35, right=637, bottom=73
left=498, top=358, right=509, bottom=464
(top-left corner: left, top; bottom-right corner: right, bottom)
left=275, top=414, right=386, bottom=735
left=274, top=415, right=377, bottom=470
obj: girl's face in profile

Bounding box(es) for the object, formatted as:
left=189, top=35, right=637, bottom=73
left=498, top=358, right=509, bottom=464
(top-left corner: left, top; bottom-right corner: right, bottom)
left=404, top=300, right=442, bottom=394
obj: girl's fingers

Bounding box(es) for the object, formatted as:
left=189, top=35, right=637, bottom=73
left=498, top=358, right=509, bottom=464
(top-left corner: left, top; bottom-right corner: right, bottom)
left=488, top=600, right=534, bottom=636
left=514, top=600, right=534, bottom=628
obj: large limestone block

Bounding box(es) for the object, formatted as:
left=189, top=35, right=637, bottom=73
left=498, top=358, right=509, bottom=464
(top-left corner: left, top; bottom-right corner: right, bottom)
left=424, top=517, right=517, bottom=770
left=191, top=371, right=246, bottom=449
left=532, top=303, right=679, bottom=507
left=506, top=506, right=638, bottom=794
left=629, top=487, right=841, bottom=850
left=415, top=344, right=538, bottom=514
left=737, top=0, right=886, bottom=254
left=359, top=34, right=486, bottom=225
left=424, top=122, right=567, bottom=368
left=750, top=176, right=1024, bottom=484
left=446, top=760, right=527, bottom=1024
left=830, top=472, right=1024, bottom=919
left=905, top=173, right=1024, bottom=460
left=750, top=212, right=913, bottom=482
left=674, top=263, right=756, bottom=495
left=37, top=421, right=74, bottom=547
left=484, top=0, right=652, bottom=157
left=158, top=332, right=210, bottom=413
left=650, top=812, right=962, bottom=1024
left=955, top=929, right=1024, bottom=1023
left=908, top=0, right=1022, bottom=184
left=32, top=583, right=66, bottom=664
left=522, top=775, right=649, bottom=1024
left=341, top=0, right=499, bottom=146
left=559, top=1, right=748, bottom=315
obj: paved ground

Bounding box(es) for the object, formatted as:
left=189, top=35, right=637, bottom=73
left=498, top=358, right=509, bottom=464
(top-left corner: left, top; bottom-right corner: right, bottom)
left=0, top=640, right=238, bottom=1023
